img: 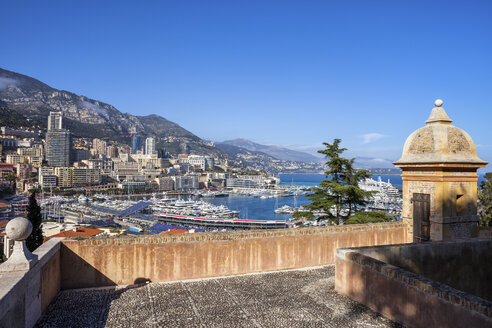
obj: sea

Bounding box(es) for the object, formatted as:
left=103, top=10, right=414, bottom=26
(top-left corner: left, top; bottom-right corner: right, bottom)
left=201, top=173, right=487, bottom=221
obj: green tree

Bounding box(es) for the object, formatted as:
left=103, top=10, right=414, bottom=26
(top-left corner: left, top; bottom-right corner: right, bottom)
left=478, top=173, right=492, bottom=226
left=25, top=191, right=44, bottom=252
left=304, top=139, right=374, bottom=224
left=5, top=173, right=17, bottom=193
left=345, top=211, right=394, bottom=225
left=292, top=211, right=315, bottom=221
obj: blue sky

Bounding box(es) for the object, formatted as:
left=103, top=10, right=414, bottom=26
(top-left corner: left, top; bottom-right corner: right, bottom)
left=1, top=1, right=491, bottom=168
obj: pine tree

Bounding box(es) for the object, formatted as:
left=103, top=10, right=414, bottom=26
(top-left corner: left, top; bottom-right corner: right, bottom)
left=304, top=139, right=374, bottom=224
left=478, top=173, right=492, bottom=226
left=26, top=191, right=44, bottom=252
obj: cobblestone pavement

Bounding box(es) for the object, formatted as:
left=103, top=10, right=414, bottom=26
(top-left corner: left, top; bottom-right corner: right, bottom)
left=37, top=266, right=402, bottom=328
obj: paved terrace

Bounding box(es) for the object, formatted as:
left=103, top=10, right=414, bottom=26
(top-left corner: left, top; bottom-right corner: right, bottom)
left=36, top=266, right=401, bottom=328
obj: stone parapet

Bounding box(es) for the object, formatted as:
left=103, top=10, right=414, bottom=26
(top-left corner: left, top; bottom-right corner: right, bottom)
left=0, top=238, right=63, bottom=328
left=60, top=222, right=409, bottom=289
left=335, top=239, right=492, bottom=328
left=62, top=221, right=407, bottom=246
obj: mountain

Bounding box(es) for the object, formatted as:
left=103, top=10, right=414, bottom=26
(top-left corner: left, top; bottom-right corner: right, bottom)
left=353, top=157, right=396, bottom=169
left=215, top=143, right=278, bottom=169
left=220, top=138, right=321, bottom=163
left=0, top=68, right=196, bottom=140
left=0, top=99, right=42, bottom=129
left=0, top=67, right=323, bottom=173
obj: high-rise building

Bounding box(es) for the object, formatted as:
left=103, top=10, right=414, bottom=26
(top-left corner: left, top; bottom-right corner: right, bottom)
left=46, top=130, right=72, bottom=167
left=106, top=145, right=118, bottom=158
left=92, top=138, right=107, bottom=156
left=145, top=137, right=156, bottom=155
left=47, top=112, right=63, bottom=131
left=45, top=112, right=72, bottom=167
left=131, top=135, right=142, bottom=154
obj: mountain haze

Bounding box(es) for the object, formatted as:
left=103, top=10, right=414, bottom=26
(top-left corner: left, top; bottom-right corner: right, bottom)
left=353, top=157, right=396, bottom=169
left=220, top=138, right=321, bottom=163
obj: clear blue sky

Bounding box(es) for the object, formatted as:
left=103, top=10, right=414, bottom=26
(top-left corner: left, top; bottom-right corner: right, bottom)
left=1, top=1, right=491, bottom=168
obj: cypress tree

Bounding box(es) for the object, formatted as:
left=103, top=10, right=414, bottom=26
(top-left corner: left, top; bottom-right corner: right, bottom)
left=26, top=191, right=44, bottom=252
left=304, top=139, right=374, bottom=224
left=479, top=173, right=492, bottom=227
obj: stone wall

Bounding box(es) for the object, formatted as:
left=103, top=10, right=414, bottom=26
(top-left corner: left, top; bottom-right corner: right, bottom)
left=60, top=222, right=408, bottom=289
left=351, top=238, right=492, bottom=301
left=400, top=167, right=481, bottom=242
left=335, top=239, right=492, bottom=328
left=479, top=226, right=492, bottom=238
left=0, top=238, right=63, bottom=328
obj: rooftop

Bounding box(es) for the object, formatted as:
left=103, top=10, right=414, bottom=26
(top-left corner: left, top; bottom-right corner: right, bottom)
left=36, top=266, right=399, bottom=328
left=46, top=227, right=104, bottom=239
left=160, top=228, right=190, bottom=235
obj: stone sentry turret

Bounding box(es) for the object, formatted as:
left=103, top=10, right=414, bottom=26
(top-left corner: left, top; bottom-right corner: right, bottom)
left=394, top=100, right=487, bottom=242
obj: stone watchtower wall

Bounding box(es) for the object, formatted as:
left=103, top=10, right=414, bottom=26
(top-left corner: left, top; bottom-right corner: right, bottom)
left=394, top=100, right=487, bottom=242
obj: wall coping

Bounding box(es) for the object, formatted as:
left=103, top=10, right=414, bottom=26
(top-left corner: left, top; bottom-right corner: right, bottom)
left=61, top=221, right=407, bottom=246
left=35, top=238, right=64, bottom=267
left=336, top=240, right=492, bottom=318
left=0, top=238, right=64, bottom=326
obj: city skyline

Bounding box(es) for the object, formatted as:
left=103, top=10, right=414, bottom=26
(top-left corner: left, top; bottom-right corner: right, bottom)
left=1, top=1, right=491, bottom=167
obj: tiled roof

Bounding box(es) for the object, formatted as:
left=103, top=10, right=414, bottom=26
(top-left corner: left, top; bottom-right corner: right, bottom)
left=47, top=227, right=104, bottom=239
left=160, top=228, right=189, bottom=235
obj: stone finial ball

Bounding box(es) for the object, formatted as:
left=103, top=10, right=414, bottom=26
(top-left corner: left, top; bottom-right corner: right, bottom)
left=6, top=217, right=33, bottom=241
left=434, top=99, right=443, bottom=107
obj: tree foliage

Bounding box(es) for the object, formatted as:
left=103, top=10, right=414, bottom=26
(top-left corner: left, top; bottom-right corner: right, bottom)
left=478, top=173, right=492, bottom=227
left=25, top=192, right=44, bottom=252
left=304, top=139, right=374, bottom=224
left=292, top=211, right=314, bottom=221
left=345, top=211, right=394, bottom=225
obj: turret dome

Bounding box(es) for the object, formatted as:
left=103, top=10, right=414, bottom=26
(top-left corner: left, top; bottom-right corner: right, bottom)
left=394, top=100, right=487, bottom=165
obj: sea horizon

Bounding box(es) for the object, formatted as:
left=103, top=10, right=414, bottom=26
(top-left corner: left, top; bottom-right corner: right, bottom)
left=279, top=173, right=487, bottom=189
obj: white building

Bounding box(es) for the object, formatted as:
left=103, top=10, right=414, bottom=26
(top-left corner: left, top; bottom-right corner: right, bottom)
left=145, top=137, right=156, bottom=155
left=188, top=156, right=215, bottom=171
left=226, top=178, right=258, bottom=188
left=39, top=167, right=57, bottom=188
left=6, top=154, right=25, bottom=166
left=47, top=112, right=63, bottom=130
left=173, top=175, right=199, bottom=191
left=92, top=138, right=107, bottom=156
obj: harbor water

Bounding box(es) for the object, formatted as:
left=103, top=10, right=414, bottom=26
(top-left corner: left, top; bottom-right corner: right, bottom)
left=201, top=173, right=486, bottom=221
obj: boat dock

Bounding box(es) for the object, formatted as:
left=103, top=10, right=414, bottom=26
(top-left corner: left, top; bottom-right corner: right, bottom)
left=153, top=212, right=287, bottom=230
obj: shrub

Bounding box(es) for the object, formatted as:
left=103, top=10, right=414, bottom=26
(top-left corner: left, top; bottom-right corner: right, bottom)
left=345, top=211, right=394, bottom=225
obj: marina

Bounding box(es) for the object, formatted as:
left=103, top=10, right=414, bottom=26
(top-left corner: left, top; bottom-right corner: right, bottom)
left=30, top=174, right=405, bottom=234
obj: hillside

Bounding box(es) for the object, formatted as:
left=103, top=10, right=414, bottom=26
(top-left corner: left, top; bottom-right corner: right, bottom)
left=220, top=138, right=321, bottom=163
left=0, top=67, right=313, bottom=172
left=0, top=68, right=196, bottom=140
left=215, top=143, right=287, bottom=172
